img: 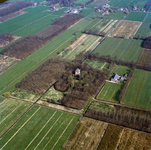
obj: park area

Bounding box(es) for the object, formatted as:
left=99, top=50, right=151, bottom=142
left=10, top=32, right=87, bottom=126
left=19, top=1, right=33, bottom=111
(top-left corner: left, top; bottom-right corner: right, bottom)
left=0, top=104, right=80, bottom=150
left=109, top=20, right=142, bottom=39
left=122, top=69, right=151, bottom=109
left=97, top=65, right=130, bottom=102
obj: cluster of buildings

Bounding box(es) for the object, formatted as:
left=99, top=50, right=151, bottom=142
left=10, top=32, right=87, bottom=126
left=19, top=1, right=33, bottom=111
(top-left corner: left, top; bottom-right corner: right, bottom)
left=110, top=73, right=127, bottom=83
left=65, top=9, right=80, bottom=14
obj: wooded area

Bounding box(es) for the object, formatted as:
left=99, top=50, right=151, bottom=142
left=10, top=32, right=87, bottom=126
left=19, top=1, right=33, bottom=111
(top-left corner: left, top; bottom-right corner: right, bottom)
left=0, top=2, right=32, bottom=17
left=1, top=14, right=82, bottom=59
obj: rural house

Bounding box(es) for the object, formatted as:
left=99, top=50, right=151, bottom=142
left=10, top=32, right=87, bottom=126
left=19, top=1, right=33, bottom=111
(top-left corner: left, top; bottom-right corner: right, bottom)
left=75, top=68, right=80, bottom=76
left=111, top=73, right=120, bottom=82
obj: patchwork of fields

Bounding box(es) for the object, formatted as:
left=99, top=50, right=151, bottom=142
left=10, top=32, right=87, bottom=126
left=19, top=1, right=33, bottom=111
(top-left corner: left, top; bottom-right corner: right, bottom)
left=0, top=103, right=80, bottom=150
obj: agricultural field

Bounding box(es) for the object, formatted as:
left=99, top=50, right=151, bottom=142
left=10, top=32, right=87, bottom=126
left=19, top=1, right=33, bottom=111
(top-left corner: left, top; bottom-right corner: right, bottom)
left=97, top=65, right=130, bottom=102
left=0, top=55, right=20, bottom=75
left=122, top=69, right=151, bottom=109
left=135, top=22, right=151, bottom=38
left=137, top=0, right=149, bottom=9
left=0, top=98, right=32, bottom=137
left=63, top=117, right=108, bottom=150
left=138, top=48, right=151, bottom=65
left=80, top=9, right=94, bottom=17
left=97, top=123, right=151, bottom=150
left=91, top=0, right=109, bottom=6
left=0, top=6, right=50, bottom=34
left=64, top=34, right=101, bottom=60
left=109, top=20, right=142, bottom=39
left=125, top=12, right=147, bottom=22
left=0, top=105, right=80, bottom=150
left=88, top=12, right=103, bottom=18
left=74, top=0, right=90, bottom=4
left=94, top=37, right=131, bottom=59
left=121, top=39, right=143, bottom=61
left=106, top=11, right=126, bottom=20
left=53, top=8, right=67, bottom=16
left=41, top=86, right=64, bottom=102
left=85, top=59, right=110, bottom=70
left=11, top=89, right=41, bottom=102
left=86, top=4, right=97, bottom=8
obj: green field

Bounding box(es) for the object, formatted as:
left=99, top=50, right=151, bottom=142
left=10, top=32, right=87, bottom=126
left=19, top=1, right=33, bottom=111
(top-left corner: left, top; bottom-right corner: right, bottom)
left=86, top=4, right=97, bottom=8
left=94, top=37, right=131, bottom=59
left=53, top=8, right=67, bottom=16
left=88, top=12, right=103, bottom=18
left=75, top=0, right=90, bottom=4
left=120, top=39, right=143, bottom=61
left=0, top=98, right=32, bottom=137
left=0, top=6, right=50, bottom=34
left=137, top=0, right=148, bottom=9
left=85, top=59, right=110, bottom=70
left=97, top=65, right=130, bottom=102
left=106, top=11, right=126, bottom=20
left=122, top=69, right=151, bottom=109
left=65, top=35, right=100, bottom=60
left=125, top=12, right=147, bottom=22
left=0, top=105, right=80, bottom=150
left=144, top=13, right=151, bottom=23
left=80, top=9, right=94, bottom=17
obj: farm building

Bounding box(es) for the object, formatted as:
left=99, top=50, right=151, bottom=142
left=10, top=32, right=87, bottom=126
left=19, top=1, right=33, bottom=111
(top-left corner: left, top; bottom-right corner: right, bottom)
left=111, top=73, right=120, bottom=82
left=75, top=68, right=80, bottom=76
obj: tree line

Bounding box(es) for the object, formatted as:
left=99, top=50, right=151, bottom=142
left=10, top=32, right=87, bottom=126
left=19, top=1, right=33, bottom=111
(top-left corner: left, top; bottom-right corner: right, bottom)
left=0, top=2, right=33, bottom=17
left=0, top=33, right=15, bottom=47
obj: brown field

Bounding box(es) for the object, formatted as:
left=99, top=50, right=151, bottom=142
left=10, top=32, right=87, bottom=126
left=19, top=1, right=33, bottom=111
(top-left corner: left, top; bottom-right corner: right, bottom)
left=138, top=48, right=151, bottom=65
left=63, top=117, right=108, bottom=150
left=67, top=34, right=89, bottom=50
left=0, top=10, right=26, bottom=22
left=109, top=20, right=142, bottom=39
left=97, top=124, right=151, bottom=150
left=0, top=55, right=20, bottom=75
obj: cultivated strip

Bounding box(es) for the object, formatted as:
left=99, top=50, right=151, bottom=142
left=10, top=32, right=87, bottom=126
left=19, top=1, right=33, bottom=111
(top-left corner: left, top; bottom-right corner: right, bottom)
left=0, top=107, right=41, bottom=149
left=51, top=116, right=75, bottom=150
left=0, top=101, right=13, bottom=114
left=34, top=113, right=63, bottom=150
left=0, top=101, right=23, bottom=125
left=25, top=111, right=57, bottom=150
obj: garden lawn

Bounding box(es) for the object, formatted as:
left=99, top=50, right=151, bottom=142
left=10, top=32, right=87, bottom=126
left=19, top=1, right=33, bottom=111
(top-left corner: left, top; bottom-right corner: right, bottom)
left=125, top=12, right=147, bottom=22
left=0, top=105, right=80, bottom=150
left=112, top=65, right=130, bottom=76
left=122, top=69, right=151, bottom=109
left=121, top=39, right=143, bottom=61
left=97, top=82, right=122, bottom=102
left=0, top=98, right=32, bottom=137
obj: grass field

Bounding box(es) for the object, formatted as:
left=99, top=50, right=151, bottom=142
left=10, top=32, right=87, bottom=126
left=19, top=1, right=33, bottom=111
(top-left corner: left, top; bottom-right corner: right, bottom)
left=75, top=0, right=90, bottom=4
left=122, top=69, right=151, bottom=109
left=0, top=105, right=80, bottom=150
left=53, top=8, right=67, bottom=16
left=0, top=98, right=32, bottom=137
left=11, top=89, right=41, bottom=102
left=63, top=117, right=108, bottom=150
left=85, top=59, right=110, bottom=70
left=94, top=37, right=131, bottom=59
left=135, top=22, right=151, bottom=38
left=125, top=12, right=147, bottom=22
left=138, top=0, right=149, bottom=9
left=106, top=11, right=126, bottom=20
left=0, top=6, right=50, bottom=34
left=97, top=65, right=130, bottom=102
left=91, top=0, right=109, bottom=6
left=144, top=13, right=151, bottom=23
left=80, top=9, right=94, bottom=17
left=121, top=39, right=143, bottom=61
left=86, top=4, right=97, bottom=8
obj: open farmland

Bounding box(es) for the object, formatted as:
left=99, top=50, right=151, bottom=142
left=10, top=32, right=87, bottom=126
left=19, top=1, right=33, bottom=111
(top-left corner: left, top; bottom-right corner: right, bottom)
left=97, top=65, right=130, bottom=102
left=97, top=123, right=151, bottom=150
left=106, top=11, right=126, bottom=20
left=80, top=9, right=94, bottom=17
left=85, top=59, right=110, bottom=70
left=63, top=117, right=108, bottom=150
left=109, top=20, right=142, bottom=39
left=0, top=98, right=32, bottom=137
left=0, top=105, right=80, bottom=150
left=0, top=6, right=50, bottom=34
left=121, top=39, right=143, bottom=61
left=74, top=0, right=90, bottom=4
left=138, top=48, right=151, bottom=65
left=91, top=0, right=109, bottom=5
left=125, top=12, right=147, bottom=22
left=122, top=69, right=151, bottom=109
